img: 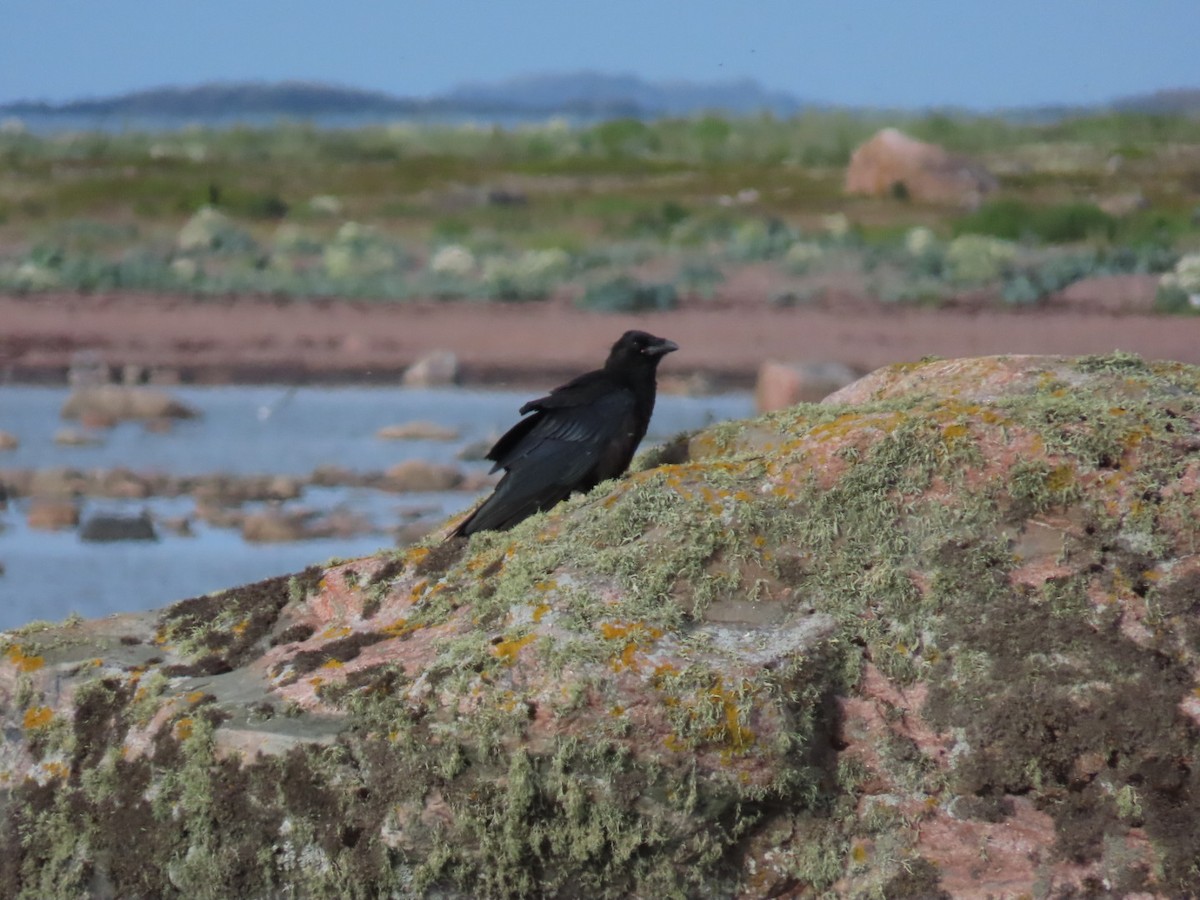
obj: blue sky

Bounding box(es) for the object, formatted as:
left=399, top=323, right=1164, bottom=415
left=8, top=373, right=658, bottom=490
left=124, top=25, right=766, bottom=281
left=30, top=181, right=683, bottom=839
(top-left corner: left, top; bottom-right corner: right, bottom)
left=2, top=0, right=1197, bottom=109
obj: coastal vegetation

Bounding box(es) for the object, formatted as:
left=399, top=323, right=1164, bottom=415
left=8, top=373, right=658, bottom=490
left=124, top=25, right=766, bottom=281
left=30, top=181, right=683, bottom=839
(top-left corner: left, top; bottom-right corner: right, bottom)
left=1, top=110, right=1198, bottom=311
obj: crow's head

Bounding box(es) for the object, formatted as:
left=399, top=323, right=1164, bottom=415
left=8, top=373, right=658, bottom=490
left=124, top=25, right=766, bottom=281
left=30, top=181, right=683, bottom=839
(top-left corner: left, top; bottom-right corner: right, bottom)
left=606, top=331, right=679, bottom=370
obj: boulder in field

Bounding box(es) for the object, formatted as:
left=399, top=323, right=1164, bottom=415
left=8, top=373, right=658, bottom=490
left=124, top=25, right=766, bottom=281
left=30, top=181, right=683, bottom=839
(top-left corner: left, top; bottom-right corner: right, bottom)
left=61, top=385, right=199, bottom=422
left=845, top=127, right=997, bottom=207
left=3, top=352, right=1200, bottom=897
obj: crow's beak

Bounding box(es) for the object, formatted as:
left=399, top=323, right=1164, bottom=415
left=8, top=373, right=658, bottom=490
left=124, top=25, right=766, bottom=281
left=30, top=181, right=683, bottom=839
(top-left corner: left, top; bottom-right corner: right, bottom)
left=646, top=339, right=679, bottom=357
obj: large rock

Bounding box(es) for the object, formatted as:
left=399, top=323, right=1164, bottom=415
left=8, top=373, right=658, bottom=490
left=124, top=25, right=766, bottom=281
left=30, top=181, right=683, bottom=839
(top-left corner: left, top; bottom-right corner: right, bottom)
left=845, top=127, right=997, bottom=207
left=0, top=432, right=17, bottom=452
left=401, top=349, right=460, bottom=387
left=754, top=359, right=863, bottom=412
left=61, top=385, right=199, bottom=422
left=79, top=511, right=158, bottom=542
left=2, top=352, right=1200, bottom=897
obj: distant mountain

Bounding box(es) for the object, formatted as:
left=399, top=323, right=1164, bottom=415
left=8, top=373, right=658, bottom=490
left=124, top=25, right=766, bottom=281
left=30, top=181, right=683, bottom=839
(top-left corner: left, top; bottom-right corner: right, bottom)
left=2, top=76, right=1196, bottom=127
left=0, top=73, right=805, bottom=123
left=1112, top=88, right=1200, bottom=117
left=0, top=81, right=422, bottom=118
left=442, top=72, right=804, bottom=117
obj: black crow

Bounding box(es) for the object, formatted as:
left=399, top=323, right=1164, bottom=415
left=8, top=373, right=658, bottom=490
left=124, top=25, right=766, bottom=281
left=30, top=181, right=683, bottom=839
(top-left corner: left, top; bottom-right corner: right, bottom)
left=451, top=330, right=678, bottom=536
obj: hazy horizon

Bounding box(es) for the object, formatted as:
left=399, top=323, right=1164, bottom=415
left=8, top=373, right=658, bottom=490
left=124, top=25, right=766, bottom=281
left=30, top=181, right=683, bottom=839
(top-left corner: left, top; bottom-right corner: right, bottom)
left=2, top=0, right=1197, bottom=111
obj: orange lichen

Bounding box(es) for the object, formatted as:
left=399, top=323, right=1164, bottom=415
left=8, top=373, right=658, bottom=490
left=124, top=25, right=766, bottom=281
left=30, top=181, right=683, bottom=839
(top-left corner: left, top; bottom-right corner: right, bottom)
left=39, top=760, right=69, bottom=781
left=174, top=717, right=193, bottom=741
left=185, top=691, right=208, bottom=705
left=321, top=658, right=345, bottom=670
left=231, top=618, right=250, bottom=636
left=1045, top=464, right=1076, bottom=493
left=600, top=621, right=665, bottom=674
left=531, top=604, right=551, bottom=623
left=703, top=678, right=756, bottom=753
left=492, top=633, right=537, bottom=663
left=321, top=625, right=352, bottom=640
left=22, top=706, right=54, bottom=730
left=941, top=423, right=970, bottom=446
left=5, top=645, right=45, bottom=673
left=664, top=733, right=688, bottom=752
left=382, top=618, right=414, bottom=637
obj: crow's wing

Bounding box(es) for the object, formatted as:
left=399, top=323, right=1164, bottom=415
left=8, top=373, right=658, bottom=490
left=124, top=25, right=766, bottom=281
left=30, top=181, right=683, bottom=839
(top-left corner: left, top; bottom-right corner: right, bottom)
left=459, top=387, right=637, bottom=534
left=487, top=371, right=630, bottom=470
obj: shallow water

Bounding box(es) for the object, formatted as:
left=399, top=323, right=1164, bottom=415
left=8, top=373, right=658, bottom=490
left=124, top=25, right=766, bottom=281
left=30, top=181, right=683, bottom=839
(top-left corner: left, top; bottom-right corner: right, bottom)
left=0, top=385, right=753, bottom=629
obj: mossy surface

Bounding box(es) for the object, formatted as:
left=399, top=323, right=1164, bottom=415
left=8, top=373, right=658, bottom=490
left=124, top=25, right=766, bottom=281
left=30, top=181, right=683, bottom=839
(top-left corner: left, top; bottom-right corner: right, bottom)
left=2, top=353, right=1199, bottom=897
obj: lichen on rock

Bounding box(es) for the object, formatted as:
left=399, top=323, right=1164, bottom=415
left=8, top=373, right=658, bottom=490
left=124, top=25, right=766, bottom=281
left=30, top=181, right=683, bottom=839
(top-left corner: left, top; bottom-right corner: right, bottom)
left=2, top=352, right=1200, bottom=898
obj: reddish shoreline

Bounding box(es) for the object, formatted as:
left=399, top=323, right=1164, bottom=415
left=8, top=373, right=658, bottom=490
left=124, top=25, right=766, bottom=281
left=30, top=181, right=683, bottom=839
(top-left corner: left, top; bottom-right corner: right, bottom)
left=3, top=290, right=1197, bottom=388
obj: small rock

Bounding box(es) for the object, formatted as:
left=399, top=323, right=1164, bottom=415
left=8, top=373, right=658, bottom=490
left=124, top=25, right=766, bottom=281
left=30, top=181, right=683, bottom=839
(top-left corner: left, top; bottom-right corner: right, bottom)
left=312, top=509, right=377, bottom=539
left=384, top=460, right=465, bottom=492
left=395, top=521, right=435, bottom=546
left=120, top=364, right=148, bottom=386
left=460, top=470, right=502, bottom=493
left=755, top=360, right=864, bottom=412
left=147, top=367, right=183, bottom=386
left=0, top=431, right=18, bottom=451
left=266, top=476, right=304, bottom=502
left=193, top=503, right=245, bottom=529
left=61, top=385, right=199, bottom=422
left=54, top=429, right=104, bottom=447
left=79, top=410, right=118, bottom=430
left=159, top=516, right=194, bottom=537
left=89, top=469, right=152, bottom=499
left=396, top=504, right=441, bottom=521
left=456, top=438, right=495, bottom=462
left=241, top=510, right=314, bottom=543
left=29, top=468, right=84, bottom=498
left=659, top=372, right=718, bottom=396
left=27, top=498, right=81, bottom=531
left=80, top=512, right=158, bottom=542
left=377, top=421, right=461, bottom=441
left=401, top=350, right=460, bottom=388
left=309, top=465, right=366, bottom=488
left=142, top=418, right=175, bottom=434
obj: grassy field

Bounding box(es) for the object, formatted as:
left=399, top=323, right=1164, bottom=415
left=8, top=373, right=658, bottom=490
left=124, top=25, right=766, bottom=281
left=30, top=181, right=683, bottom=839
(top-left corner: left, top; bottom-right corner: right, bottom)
left=1, top=111, right=1198, bottom=310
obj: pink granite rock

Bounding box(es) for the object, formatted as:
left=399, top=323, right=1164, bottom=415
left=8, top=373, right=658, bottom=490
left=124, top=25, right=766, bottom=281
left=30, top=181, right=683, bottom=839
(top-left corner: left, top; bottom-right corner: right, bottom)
left=2, top=352, right=1198, bottom=897
left=845, top=127, right=997, bottom=207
